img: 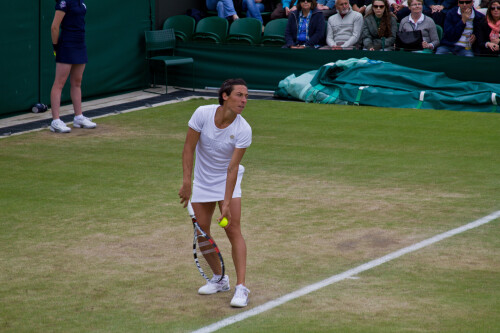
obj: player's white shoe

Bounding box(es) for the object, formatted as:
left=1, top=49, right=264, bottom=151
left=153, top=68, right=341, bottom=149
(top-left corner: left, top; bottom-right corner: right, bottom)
left=73, top=115, right=96, bottom=129
left=230, top=284, right=250, bottom=307
left=198, top=275, right=230, bottom=295
left=49, top=119, right=71, bottom=133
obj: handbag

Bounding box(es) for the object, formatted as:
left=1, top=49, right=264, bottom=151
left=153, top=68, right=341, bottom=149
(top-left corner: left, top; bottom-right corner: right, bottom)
left=396, top=22, right=423, bottom=51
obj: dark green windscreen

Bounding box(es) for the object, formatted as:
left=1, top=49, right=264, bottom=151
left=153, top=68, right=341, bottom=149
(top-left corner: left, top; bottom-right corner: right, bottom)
left=1, top=0, right=153, bottom=115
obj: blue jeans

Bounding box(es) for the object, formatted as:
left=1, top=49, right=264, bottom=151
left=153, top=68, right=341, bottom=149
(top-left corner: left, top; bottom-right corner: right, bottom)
left=206, top=0, right=237, bottom=18
left=242, top=0, right=265, bottom=23
left=435, top=45, right=474, bottom=57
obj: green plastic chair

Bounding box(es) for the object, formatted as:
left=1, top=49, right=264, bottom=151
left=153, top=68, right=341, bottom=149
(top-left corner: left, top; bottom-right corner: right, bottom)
left=163, top=15, right=196, bottom=42
left=436, top=25, right=443, bottom=41
left=145, top=29, right=194, bottom=94
left=261, top=18, right=288, bottom=46
left=193, top=16, right=229, bottom=43
left=226, top=18, right=262, bottom=45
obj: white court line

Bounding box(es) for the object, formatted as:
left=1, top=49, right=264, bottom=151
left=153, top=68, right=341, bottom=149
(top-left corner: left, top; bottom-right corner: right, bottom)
left=192, top=210, right=500, bottom=333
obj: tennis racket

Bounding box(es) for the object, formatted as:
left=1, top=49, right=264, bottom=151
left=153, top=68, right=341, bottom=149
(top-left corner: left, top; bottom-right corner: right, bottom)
left=187, top=201, right=225, bottom=283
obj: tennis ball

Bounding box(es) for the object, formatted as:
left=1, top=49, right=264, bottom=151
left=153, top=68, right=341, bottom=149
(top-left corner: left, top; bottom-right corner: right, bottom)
left=219, top=217, right=228, bottom=228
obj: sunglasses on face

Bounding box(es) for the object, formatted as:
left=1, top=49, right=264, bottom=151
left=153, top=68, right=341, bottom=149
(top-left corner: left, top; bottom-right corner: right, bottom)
left=373, top=5, right=385, bottom=8
left=458, top=1, right=472, bottom=4
left=491, top=5, right=500, bottom=9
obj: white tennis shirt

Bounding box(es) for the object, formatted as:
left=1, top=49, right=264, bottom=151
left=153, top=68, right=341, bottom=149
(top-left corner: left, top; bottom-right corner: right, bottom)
left=188, top=105, right=252, bottom=202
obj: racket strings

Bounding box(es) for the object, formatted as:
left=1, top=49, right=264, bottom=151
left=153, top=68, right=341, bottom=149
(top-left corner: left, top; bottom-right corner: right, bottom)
left=195, top=234, right=222, bottom=277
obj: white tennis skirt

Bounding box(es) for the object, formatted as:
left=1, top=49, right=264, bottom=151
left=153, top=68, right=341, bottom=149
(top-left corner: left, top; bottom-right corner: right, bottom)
left=191, top=166, right=245, bottom=203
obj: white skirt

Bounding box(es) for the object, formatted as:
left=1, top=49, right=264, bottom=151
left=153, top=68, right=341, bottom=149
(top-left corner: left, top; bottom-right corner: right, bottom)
left=191, top=166, right=245, bottom=203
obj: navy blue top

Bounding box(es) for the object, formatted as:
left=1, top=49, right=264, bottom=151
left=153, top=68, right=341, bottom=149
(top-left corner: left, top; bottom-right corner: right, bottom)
left=55, top=0, right=86, bottom=44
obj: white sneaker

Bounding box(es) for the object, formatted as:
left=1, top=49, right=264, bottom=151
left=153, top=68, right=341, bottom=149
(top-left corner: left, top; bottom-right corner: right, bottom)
left=50, top=119, right=71, bottom=133
left=198, top=275, right=230, bottom=295
left=73, top=115, right=96, bottom=129
left=230, top=284, right=250, bottom=307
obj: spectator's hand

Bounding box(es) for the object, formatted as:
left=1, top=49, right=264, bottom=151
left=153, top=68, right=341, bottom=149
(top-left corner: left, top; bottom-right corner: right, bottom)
left=491, top=37, right=500, bottom=45
left=291, top=45, right=306, bottom=49
left=422, top=41, right=433, bottom=49
left=331, top=45, right=343, bottom=50
left=486, top=42, right=499, bottom=51
left=462, top=7, right=472, bottom=22
left=290, top=5, right=297, bottom=12
left=469, top=33, right=476, bottom=45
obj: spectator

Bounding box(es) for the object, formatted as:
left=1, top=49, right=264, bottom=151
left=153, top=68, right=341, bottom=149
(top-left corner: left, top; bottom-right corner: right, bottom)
left=324, top=0, right=364, bottom=49
left=388, top=0, right=411, bottom=21
left=474, top=0, right=489, bottom=14
left=271, top=0, right=297, bottom=19
left=318, top=0, right=338, bottom=18
left=235, top=0, right=271, bottom=23
left=474, top=0, right=500, bottom=55
left=351, top=0, right=373, bottom=15
left=436, top=0, right=485, bottom=56
left=399, top=0, right=440, bottom=52
left=284, top=0, right=326, bottom=48
left=362, top=0, right=398, bottom=50
left=207, top=0, right=240, bottom=21
left=423, top=0, right=456, bottom=27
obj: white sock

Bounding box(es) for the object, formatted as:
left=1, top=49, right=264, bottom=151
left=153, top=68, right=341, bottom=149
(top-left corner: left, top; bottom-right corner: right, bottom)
left=74, top=115, right=84, bottom=120
left=212, top=274, right=222, bottom=281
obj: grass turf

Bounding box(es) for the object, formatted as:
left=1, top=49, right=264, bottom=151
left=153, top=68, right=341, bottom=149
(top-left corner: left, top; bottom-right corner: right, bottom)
left=0, top=99, right=499, bottom=332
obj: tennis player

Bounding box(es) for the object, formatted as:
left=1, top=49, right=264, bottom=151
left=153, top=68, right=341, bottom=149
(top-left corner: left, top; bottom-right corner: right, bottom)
left=178, top=78, right=252, bottom=307
left=50, top=0, right=96, bottom=133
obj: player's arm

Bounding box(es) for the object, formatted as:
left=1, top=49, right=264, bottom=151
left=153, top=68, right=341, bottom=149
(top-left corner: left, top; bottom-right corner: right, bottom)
left=179, top=128, right=200, bottom=207
left=220, top=148, right=247, bottom=223
left=51, top=10, right=65, bottom=54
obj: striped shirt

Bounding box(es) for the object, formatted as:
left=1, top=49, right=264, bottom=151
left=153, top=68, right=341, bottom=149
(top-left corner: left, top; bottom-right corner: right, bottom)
left=455, top=7, right=475, bottom=49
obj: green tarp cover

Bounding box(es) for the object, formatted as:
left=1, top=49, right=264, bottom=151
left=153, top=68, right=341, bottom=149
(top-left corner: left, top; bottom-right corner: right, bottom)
left=275, top=58, right=500, bottom=113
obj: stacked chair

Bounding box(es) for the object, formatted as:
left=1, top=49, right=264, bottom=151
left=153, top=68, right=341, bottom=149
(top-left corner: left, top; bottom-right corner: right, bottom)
left=261, top=18, right=287, bottom=46
left=226, top=18, right=262, bottom=45
left=192, top=16, right=229, bottom=43
left=163, top=15, right=196, bottom=42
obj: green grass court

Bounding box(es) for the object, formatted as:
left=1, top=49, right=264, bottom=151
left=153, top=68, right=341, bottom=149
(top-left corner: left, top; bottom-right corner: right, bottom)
left=1, top=99, right=499, bottom=332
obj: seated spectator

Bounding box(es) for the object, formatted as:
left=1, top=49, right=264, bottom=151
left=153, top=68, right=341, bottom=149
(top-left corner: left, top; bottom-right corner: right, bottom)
left=235, top=0, right=272, bottom=23
left=323, top=0, right=364, bottom=49
left=389, top=0, right=411, bottom=21
left=207, top=0, right=240, bottom=21
left=399, top=0, right=440, bottom=51
left=271, top=0, right=297, bottom=19
left=436, top=0, right=485, bottom=56
left=351, top=0, right=373, bottom=15
left=317, top=0, right=338, bottom=18
left=362, top=0, right=398, bottom=50
left=474, top=0, right=500, bottom=55
left=284, top=0, right=326, bottom=48
left=423, top=0, right=456, bottom=27
left=474, top=0, right=489, bottom=14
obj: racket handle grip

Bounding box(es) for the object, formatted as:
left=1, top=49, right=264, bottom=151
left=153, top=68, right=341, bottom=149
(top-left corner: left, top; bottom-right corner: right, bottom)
left=187, top=200, right=195, bottom=218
